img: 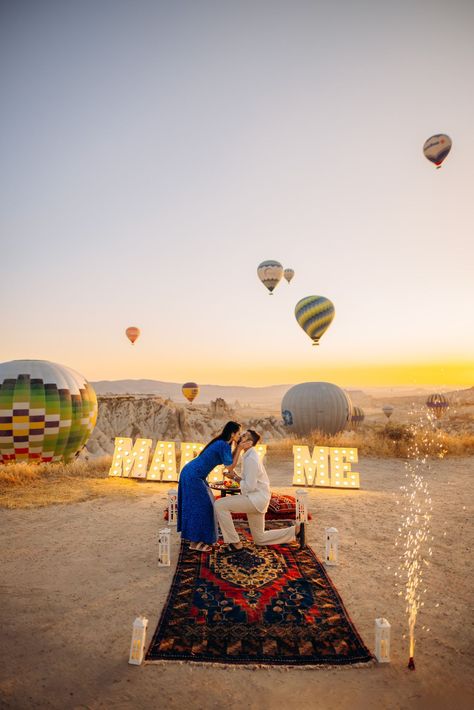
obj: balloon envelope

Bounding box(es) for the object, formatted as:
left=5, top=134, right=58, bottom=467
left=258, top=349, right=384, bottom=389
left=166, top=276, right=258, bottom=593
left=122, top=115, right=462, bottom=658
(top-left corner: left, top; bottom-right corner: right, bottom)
left=295, top=296, right=335, bottom=345
left=382, top=405, right=394, bottom=420
left=426, top=393, right=449, bottom=419
left=126, top=327, right=140, bottom=344
left=257, top=260, right=283, bottom=294
left=0, top=360, right=97, bottom=464
left=284, top=268, right=295, bottom=284
left=350, top=406, right=365, bottom=429
left=281, top=382, right=352, bottom=436
left=182, top=382, right=199, bottom=403
left=423, top=134, right=452, bottom=168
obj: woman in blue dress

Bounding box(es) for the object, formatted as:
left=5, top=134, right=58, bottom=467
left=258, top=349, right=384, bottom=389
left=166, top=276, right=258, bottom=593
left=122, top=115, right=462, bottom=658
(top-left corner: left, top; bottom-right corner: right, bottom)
left=177, top=421, right=242, bottom=552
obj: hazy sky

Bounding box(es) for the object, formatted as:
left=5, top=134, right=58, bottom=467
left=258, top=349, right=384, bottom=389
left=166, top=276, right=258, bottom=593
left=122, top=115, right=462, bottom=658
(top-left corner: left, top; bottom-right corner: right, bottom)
left=1, top=0, right=473, bottom=387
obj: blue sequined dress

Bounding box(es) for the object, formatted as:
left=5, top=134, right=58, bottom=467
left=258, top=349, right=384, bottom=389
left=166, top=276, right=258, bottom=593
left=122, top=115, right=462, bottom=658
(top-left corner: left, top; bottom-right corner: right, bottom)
left=177, top=439, right=233, bottom=544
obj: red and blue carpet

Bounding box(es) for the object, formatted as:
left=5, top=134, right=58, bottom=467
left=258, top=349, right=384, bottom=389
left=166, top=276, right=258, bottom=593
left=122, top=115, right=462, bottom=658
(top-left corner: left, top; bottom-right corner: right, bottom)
left=146, top=523, right=373, bottom=667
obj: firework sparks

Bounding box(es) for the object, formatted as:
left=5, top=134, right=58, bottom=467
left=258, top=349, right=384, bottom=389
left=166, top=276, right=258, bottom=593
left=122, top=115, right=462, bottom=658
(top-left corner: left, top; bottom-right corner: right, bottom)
left=394, top=407, right=446, bottom=670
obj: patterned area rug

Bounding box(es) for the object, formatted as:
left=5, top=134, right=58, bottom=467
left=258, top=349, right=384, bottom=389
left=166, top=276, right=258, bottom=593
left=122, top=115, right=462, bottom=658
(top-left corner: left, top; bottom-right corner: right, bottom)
left=146, top=523, right=373, bottom=667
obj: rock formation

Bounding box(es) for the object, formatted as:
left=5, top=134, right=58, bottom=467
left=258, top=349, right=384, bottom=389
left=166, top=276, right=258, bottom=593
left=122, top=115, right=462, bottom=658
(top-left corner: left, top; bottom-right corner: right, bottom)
left=86, top=395, right=286, bottom=456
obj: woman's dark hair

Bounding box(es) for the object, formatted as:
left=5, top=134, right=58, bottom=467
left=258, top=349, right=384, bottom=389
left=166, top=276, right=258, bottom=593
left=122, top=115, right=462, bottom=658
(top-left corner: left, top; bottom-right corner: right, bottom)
left=198, top=421, right=241, bottom=456
left=246, top=429, right=261, bottom=446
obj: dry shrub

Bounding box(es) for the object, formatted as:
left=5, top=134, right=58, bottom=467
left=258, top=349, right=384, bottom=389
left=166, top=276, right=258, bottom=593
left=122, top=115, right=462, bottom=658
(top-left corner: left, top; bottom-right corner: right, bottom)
left=0, top=457, right=111, bottom=488
left=266, top=427, right=474, bottom=459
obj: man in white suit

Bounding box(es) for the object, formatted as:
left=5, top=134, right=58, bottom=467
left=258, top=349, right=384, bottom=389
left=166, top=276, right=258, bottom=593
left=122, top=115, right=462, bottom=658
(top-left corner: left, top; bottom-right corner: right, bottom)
left=214, top=429, right=301, bottom=550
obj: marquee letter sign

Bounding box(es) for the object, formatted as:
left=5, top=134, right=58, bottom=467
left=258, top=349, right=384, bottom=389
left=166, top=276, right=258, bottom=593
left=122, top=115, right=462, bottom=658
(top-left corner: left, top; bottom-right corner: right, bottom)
left=109, top=437, right=153, bottom=478
left=292, top=446, right=359, bottom=488
left=108, top=439, right=358, bottom=488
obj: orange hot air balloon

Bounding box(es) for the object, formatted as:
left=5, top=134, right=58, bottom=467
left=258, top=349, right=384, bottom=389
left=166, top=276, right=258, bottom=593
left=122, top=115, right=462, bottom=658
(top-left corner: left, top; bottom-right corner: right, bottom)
left=125, top=327, right=140, bottom=345
left=182, top=382, right=199, bottom=403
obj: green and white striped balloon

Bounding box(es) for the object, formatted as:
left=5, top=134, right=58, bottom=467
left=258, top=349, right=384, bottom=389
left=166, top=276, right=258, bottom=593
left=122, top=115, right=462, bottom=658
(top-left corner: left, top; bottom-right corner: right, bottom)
left=0, top=360, right=97, bottom=464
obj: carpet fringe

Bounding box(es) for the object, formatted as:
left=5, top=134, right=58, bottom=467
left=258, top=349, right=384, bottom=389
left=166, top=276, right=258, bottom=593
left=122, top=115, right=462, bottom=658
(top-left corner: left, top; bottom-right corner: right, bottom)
left=144, top=658, right=377, bottom=671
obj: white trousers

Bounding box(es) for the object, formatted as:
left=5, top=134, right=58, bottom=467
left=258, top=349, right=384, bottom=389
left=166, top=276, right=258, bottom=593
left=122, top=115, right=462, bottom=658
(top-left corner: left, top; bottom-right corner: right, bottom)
left=214, top=494, right=296, bottom=545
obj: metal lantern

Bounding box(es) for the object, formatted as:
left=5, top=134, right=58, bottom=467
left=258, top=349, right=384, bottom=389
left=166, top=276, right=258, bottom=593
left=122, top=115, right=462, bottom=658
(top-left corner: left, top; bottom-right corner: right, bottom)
left=128, top=615, right=148, bottom=665
left=167, top=488, right=178, bottom=526
left=325, top=527, right=339, bottom=566
left=375, top=618, right=391, bottom=663
left=158, top=527, right=171, bottom=567
left=295, top=488, right=309, bottom=523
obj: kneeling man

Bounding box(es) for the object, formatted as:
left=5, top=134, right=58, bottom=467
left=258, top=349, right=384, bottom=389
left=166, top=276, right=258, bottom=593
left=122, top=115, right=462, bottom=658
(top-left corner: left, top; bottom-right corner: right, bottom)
left=215, top=429, right=299, bottom=550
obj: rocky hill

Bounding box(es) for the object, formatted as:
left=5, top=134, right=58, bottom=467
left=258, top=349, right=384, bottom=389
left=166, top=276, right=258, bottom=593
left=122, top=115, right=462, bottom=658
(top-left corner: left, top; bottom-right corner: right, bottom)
left=86, top=395, right=287, bottom=456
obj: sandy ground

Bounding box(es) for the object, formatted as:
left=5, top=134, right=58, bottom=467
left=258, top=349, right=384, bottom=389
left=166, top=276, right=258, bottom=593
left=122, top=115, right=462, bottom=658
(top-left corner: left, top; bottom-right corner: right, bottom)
left=0, top=456, right=473, bottom=710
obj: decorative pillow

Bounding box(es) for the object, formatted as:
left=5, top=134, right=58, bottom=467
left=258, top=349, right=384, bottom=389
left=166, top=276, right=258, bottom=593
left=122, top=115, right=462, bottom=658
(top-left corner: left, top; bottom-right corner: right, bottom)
left=219, top=493, right=312, bottom=521
left=268, top=493, right=297, bottom=515
left=164, top=493, right=312, bottom=521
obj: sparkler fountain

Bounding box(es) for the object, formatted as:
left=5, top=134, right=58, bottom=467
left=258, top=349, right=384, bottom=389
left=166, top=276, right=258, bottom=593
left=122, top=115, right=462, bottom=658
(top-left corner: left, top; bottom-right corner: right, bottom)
left=394, top=407, right=446, bottom=670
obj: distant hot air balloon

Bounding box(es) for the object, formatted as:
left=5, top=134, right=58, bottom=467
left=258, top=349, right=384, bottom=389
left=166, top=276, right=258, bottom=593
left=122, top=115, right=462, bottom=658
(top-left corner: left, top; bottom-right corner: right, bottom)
left=382, top=405, right=394, bottom=420
left=0, top=360, right=97, bottom=464
left=182, top=382, right=199, bottom=404
left=126, top=327, right=140, bottom=345
left=284, top=268, right=295, bottom=284
left=281, top=382, right=352, bottom=436
left=295, top=296, right=335, bottom=345
left=350, top=406, right=365, bottom=430
left=257, top=260, right=283, bottom=295
left=423, top=134, right=452, bottom=169
left=426, top=393, right=449, bottom=419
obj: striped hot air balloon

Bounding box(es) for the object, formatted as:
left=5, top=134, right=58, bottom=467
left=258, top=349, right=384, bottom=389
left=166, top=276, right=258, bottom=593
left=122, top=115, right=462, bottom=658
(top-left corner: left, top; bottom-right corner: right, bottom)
left=182, top=382, right=199, bottom=404
left=281, top=382, right=352, bottom=436
left=125, top=326, right=140, bottom=344
left=426, top=393, right=449, bottom=419
left=294, top=296, right=335, bottom=345
left=350, top=406, right=365, bottom=429
left=0, top=360, right=97, bottom=464
left=283, top=268, right=295, bottom=284
left=257, top=260, right=283, bottom=295
left=423, top=134, right=452, bottom=169
left=382, top=405, right=394, bottom=420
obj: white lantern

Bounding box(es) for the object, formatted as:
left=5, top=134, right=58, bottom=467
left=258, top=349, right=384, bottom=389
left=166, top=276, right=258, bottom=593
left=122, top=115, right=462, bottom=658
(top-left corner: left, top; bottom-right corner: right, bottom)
left=158, top=527, right=171, bottom=566
left=128, top=615, right=148, bottom=665
left=295, top=488, right=309, bottom=523
left=325, top=527, right=338, bottom=565
left=374, top=618, right=391, bottom=662
left=167, top=488, right=178, bottom=526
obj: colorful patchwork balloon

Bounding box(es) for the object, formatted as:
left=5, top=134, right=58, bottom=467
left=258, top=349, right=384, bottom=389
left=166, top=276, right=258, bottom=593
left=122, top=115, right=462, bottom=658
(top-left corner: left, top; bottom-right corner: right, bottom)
left=426, top=393, right=449, bottom=419
left=295, top=295, right=335, bottom=345
left=257, top=260, right=283, bottom=295
left=0, top=360, right=98, bottom=464
left=423, top=134, right=452, bottom=169
left=182, top=382, right=199, bottom=403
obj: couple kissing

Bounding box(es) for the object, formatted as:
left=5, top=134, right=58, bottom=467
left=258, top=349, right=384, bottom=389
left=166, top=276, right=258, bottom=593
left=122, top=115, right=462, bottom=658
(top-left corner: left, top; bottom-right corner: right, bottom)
left=177, top=421, right=301, bottom=552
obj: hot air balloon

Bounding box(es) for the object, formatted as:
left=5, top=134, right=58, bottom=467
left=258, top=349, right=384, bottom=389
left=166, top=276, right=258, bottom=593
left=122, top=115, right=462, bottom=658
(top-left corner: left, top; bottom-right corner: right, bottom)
left=281, top=382, right=352, bottom=436
left=295, top=296, right=335, bottom=345
left=350, top=406, right=365, bottom=430
left=0, top=360, right=97, bottom=464
left=382, top=405, right=394, bottom=420
left=257, top=260, right=283, bottom=295
left=423, top=134, right=452, bottom=169
left=182, top=382, right=199, bottom=404
left=284, top=268, right=295, bottom=284
left=126, top=326, right=140, bottom=345
left=426, top=393, right=449, bottom=420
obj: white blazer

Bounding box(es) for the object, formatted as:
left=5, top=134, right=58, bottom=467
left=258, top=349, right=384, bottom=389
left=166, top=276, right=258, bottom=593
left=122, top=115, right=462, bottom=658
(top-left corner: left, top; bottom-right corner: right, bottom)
left=239, top=447, right=271, bottom=513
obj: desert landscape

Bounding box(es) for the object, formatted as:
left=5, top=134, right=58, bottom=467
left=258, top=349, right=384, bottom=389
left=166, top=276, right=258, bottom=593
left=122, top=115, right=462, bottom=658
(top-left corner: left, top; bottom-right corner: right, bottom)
left=1, top=388, right=473, bottom=709
left=3, top=2, right=473, bottom=708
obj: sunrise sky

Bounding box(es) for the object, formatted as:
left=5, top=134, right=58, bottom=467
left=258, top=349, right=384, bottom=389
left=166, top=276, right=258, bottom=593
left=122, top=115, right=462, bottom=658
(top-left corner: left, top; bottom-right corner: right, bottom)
left=1, top=0, right=473, bottom=388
